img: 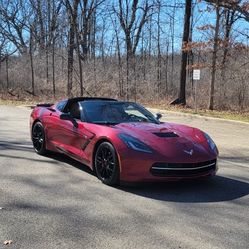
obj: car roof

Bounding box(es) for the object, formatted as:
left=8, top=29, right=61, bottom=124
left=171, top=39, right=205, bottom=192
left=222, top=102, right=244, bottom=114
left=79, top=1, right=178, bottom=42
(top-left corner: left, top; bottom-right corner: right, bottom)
left=62, top=97, right=118, bottom=112
left=69, top=97, right=117, bottom=103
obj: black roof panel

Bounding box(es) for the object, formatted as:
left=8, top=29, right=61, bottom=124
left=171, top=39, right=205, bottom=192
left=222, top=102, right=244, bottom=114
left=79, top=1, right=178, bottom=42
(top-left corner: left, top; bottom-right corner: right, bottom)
left=68, top=97, right=117, bottom=102
left=62, top=97, right=118, bottom=113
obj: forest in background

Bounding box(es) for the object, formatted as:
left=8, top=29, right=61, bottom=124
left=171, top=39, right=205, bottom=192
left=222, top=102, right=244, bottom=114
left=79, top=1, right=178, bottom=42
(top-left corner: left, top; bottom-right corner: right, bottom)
left=0, top=0, right=249, bottom=111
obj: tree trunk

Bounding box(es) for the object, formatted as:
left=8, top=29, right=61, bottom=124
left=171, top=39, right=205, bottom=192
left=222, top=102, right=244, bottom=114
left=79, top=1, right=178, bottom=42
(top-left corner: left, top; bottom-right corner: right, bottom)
left=46, top=46, right=49, bottom=86
left=37, top=0, right=45, bottom=51
left=52, top=37, right=55, bottom=97
left=75, top=25, right=83, bottom=96
left=219, top=9, right=235, bottom=107
left=0, top=58, right=2, bottom=89
left=156, top=3, right=162, bottom=100
left=208, top=3, right=220, bottom=110
left=170, top=3, right=176, bottom=91
left=126, top=52, right=130, bottom=101
left=116, top=30, right=123, bottom=98
left=5, top=55, right=9, bottom=90
left=133, top=56, right=137, bottom=102
left=67, top=25, right=74, bottom=97
left=164, top=41, right=169, bottom=96
left=28, top=27, right=35, bottom=96
left=30, top=38, right=35, bottom=96
left=67, top=0, right=79, bottom=97
left=178, top=0, right=192, bottom=105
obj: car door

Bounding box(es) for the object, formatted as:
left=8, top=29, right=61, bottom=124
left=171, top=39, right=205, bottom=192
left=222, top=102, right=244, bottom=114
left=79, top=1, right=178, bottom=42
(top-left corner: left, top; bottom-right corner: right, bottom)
left=45, top=100, right=67, bottom=150
left=52, top=102, right=95, bottom=164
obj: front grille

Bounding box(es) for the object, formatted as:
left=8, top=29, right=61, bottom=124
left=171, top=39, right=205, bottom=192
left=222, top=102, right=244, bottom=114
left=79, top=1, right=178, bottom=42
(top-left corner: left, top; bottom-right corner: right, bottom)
left=150, top=159, right=216, bottom=177
left=153, top=132, right=179, bottom=138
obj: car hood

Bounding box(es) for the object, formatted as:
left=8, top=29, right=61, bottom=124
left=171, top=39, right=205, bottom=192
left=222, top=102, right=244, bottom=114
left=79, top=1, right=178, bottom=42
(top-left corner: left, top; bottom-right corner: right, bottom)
left=114, top=122, right=216, bottom=162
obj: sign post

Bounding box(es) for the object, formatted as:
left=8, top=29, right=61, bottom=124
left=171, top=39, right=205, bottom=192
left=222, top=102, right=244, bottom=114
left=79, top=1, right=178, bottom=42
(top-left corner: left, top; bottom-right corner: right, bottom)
left=193, top=69, right=201, bottom=113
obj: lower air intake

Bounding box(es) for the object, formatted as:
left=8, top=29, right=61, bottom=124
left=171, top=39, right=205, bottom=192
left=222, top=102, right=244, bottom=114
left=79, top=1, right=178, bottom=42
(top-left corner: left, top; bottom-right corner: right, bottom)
left=150, top=159, right=216, bottom=177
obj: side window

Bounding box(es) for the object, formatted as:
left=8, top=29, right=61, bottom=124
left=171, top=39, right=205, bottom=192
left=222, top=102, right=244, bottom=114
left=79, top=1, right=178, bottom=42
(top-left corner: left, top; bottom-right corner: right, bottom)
left=56, top=100, right=67, bottom=112
left=69, top=102, right=81, bottom=120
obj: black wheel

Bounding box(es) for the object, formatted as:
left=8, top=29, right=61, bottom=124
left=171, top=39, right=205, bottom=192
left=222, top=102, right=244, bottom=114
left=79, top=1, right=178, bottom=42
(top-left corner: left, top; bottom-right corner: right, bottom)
left=94, top=142, right=119, bottom=186
left=32, top=121, right=47, bottom=155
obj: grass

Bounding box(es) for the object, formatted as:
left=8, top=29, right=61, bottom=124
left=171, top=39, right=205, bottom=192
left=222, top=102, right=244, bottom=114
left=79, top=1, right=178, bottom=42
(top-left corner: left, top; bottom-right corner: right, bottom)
left=178, top=108, right=249, bottom=123
left=147, top=103, right=249, bottom=123
left=0, top=96, right=55, bottom=107
left=1, top=97, right=249, bottom=123
left=0, top=98, right=36, bottom=106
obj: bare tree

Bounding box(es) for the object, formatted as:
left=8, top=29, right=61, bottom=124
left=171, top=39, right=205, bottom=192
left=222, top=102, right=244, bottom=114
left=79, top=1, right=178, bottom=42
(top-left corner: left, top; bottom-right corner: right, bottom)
left=155, top=0, right=162, bottom=99
left=78, top=0, right=105, bottom=61
left=0, top=0, right=29, bottom=54
left=0, top=0, right=248, bottom=112
left=29, top=0, right=46, bottom=51
left=110, top=11, right=124, bottom=98
left=205, top=0, right=249, bottom=22
left=29, top=25, right=35, bottom=95
left=113, top=0, right=153, bottom=100
left=208, top=1, right=221, bottom=110
left=171, top=0, right=192, bottom=106
left=169, top=1, right=176, bottom=91
left=219, top=8, right=236, bottom=106
left=0, top=35, right=7, bottom=88
left=65, top=0, right=80, bottom=97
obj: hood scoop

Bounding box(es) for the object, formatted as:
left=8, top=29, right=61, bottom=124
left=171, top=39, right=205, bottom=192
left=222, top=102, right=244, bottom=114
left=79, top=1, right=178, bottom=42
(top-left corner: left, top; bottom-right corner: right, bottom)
left=153, top=132, right=179, bottom=138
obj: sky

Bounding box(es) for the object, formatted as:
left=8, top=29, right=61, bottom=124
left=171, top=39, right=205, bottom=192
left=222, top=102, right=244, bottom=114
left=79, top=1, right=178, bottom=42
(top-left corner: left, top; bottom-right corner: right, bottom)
left=1, top=0, right=249, bottom=55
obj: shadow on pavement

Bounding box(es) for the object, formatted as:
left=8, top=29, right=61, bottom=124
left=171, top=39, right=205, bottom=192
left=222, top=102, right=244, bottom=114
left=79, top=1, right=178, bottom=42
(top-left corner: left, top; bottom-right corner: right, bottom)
left=219, top=155, right=249, bottom=165
left=0, top=140, right=33, bottom=151
left=4, top=139, right=247, bottom=204
left=45, top=152, right=249, bottom=204
left=45, top=151, right=94, bottom=176
left=118, top=176, right=249, bottom=203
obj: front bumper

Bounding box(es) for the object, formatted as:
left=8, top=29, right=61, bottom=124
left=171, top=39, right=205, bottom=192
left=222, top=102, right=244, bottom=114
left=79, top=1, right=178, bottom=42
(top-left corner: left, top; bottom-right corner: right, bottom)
left=118, top=150, right=218, bottom=182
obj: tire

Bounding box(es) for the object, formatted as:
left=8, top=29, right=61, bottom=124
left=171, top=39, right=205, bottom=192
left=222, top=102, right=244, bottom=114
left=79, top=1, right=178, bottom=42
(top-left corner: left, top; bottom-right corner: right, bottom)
left=94, top=142, right=119, bottom=186
left=32, top=121, right=47, bottom=155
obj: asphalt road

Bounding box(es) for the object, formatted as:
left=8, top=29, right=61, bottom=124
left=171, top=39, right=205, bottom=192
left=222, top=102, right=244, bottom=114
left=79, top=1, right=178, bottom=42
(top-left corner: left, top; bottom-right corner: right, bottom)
left=0, top=105, right=248, bottom=249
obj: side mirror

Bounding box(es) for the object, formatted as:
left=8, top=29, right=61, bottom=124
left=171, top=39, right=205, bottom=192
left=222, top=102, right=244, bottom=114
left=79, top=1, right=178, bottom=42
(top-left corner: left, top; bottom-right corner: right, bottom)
left=156, top=113, right=162, bottom=120
left=60, top=113, right=78, bottom=128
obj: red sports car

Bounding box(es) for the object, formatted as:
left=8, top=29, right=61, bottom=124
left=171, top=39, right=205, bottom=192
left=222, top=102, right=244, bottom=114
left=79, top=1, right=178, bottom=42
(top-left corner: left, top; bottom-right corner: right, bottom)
left=30, top=97, right=218, bottom=185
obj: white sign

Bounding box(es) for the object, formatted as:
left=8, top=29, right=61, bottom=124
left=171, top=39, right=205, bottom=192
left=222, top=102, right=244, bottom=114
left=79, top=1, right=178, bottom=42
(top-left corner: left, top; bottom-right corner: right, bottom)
left=193, top=69, right=201, bottom=80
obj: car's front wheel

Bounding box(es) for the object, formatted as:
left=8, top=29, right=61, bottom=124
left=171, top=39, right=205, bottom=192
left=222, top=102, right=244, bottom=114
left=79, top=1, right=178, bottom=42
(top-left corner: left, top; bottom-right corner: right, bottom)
left=32, top=121, right=47, bottom=155
left=94, top=142, right=119, bottom=186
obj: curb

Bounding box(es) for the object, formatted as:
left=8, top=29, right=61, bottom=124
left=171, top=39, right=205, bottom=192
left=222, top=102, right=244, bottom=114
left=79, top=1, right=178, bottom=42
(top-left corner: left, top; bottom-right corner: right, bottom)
left=148, top=107, right=249, bottom=125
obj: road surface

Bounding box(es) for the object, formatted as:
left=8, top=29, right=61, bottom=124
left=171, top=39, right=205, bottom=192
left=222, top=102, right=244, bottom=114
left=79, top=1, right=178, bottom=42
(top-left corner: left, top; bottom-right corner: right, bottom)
left=0, top=105, right=248, bottom=249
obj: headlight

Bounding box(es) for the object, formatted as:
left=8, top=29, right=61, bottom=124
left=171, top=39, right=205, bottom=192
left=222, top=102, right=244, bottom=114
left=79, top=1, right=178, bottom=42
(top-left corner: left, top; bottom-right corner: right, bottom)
left=204, top=133, right=217, bottom=151
left=118, top=133, right=153, bottom=153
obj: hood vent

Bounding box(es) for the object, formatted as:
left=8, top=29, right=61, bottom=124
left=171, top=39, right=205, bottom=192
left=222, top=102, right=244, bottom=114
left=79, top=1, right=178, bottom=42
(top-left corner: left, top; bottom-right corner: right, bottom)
left=153, top=132, right=179, bottom=138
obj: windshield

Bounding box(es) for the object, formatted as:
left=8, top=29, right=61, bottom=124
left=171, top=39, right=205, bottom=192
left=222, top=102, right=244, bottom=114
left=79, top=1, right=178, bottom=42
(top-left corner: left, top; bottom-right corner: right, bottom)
left=80, top=101, right=159, bottom=124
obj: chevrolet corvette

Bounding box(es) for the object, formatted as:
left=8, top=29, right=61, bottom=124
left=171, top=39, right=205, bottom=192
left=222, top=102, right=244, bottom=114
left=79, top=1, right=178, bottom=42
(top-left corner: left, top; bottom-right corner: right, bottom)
left=30, top=97, right=218, bottom=185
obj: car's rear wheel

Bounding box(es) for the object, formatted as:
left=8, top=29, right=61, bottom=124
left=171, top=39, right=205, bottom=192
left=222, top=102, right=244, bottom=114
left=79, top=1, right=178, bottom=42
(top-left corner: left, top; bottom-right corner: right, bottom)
left=32, top=121, right=47, bottom=155
left=94, top=142, right=119, bottom=186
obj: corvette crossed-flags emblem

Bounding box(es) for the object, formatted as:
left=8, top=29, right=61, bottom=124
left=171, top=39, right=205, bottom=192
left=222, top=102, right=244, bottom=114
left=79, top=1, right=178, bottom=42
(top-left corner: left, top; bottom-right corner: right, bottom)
left=183, top=149, right=194, bottom=155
